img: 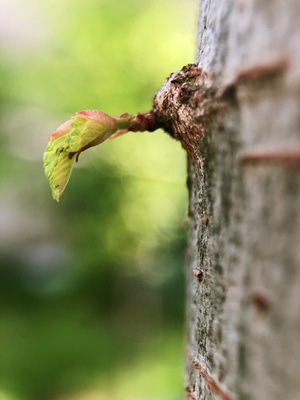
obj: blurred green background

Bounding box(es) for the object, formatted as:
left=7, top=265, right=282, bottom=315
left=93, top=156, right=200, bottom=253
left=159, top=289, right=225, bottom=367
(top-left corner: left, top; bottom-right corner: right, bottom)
left=0, top=0, right=197, bottom=399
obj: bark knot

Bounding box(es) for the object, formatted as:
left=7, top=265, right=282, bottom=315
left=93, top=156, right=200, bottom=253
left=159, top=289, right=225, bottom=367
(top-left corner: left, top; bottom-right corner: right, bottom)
left=152, top=64, right=225, bottom=162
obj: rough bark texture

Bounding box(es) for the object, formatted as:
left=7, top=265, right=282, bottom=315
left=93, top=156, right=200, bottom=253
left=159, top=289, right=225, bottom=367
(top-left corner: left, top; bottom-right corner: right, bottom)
left=153, top=1, right=300, bottom=399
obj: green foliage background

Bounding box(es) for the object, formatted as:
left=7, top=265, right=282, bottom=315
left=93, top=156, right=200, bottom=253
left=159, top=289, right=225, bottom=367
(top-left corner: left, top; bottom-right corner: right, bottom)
left=0, top=0, right=197, bottom=399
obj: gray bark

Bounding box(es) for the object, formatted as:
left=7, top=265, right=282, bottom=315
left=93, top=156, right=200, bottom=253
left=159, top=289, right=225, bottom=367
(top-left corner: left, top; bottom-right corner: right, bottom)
left=153, top=0, right=300, bottom=399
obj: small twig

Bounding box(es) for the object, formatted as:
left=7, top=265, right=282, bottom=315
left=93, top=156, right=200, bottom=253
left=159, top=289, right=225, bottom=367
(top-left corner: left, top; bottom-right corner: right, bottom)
left=190, top=357, right=233, bottom=400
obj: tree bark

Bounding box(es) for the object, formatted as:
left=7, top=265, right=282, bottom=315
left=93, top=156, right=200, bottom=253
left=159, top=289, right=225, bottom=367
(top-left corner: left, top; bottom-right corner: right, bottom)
left=153, top=1, right=300, bottom=399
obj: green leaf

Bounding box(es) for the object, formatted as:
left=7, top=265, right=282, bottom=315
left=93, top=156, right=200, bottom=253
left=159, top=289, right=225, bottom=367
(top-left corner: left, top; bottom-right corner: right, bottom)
left=43, top=110, right=120, bottom=201
left=44, top=139, right=76, bottom=202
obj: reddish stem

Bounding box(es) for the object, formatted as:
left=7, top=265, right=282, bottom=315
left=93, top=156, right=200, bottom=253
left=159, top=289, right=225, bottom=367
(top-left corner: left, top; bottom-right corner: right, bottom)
left=128, top=110, right=158, bottom=132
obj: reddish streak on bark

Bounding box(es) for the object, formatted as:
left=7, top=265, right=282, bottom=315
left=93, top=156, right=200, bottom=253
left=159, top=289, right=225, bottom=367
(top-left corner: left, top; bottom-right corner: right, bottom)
left=240, top=149, right=300, bottom=166
left=251, top=291, right=271, bottom=312
left=185, top=387, right=197, bottom=400
left=236, top=59, right=288, bottom=84
left=202, top=217, right=209, bottom=226
left=190, top=358, right=233, bottom=400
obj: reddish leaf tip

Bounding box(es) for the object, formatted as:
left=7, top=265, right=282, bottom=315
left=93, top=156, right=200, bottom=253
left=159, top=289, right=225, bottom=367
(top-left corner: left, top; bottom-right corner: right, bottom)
left=49, top=120, right=72, bottom=140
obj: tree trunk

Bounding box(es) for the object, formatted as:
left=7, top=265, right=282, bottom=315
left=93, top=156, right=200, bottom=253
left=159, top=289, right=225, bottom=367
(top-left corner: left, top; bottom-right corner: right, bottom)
left=154, top=1, right=300, bottom=399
